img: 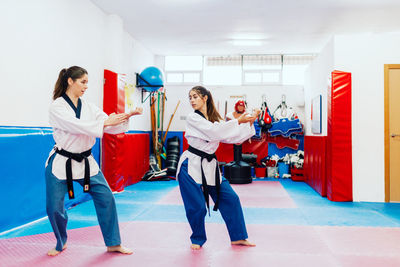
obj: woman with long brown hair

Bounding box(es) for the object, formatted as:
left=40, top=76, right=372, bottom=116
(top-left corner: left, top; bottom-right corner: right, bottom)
left=176, top=85, right=259, bottom=250
left=46, top=66, right=142, bottom=256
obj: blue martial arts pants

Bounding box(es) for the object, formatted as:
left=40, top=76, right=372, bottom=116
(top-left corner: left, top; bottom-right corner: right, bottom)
left=178, top=159, right=248, bottom=246
left=45, top=154, right=121, bottom=251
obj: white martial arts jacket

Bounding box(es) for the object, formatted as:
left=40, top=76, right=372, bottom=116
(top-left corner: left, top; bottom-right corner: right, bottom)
left=177, top=112, right=255, bottom=186
left=46, top=96, right=128, bottom=180
left=225, top=112, right=235, bottom=120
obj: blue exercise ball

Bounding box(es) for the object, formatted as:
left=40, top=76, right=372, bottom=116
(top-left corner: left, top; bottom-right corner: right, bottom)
left=138, top=66, right=164, bottom=92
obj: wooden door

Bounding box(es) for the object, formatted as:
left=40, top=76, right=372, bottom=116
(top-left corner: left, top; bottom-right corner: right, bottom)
left=385, top=65, right=400, bottom=202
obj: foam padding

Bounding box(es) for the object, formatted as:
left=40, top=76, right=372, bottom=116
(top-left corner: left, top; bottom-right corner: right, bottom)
left=103, top=69, right=125, bottom=114
left=158, top=181, right=296, bottom=208
left=102, top=133, right=150, bottom=192
left=103, top=69, right=150, bottom=192
left=0, top=127, right=100, bottom=233
left=122, top=134, right=150, bottom=186
left=304, top=135, right=327, bottom=196
left=3, top=222, right=400, bottom=267
left=215, top=138, right=269, bottom=165
left=102, top=133, right=126, bottom=192
left=3, top=179, right=400, bottom=266
left=327, top=70, right=353, bottom=201
left=215, top=142, right=234, bottom=164
left=315, top=225, right=400, bottom=256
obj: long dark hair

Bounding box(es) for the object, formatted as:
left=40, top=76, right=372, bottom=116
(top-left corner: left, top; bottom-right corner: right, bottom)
left=53, top=66, right=88, bottom=100
left=190, top=86, right=222, bottom=123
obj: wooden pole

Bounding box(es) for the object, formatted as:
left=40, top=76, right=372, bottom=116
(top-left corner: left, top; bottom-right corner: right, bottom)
left=162, top=100, right=180, bottom=145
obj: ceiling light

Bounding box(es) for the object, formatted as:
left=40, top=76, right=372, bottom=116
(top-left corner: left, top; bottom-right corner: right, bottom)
left=231, top=33, right=268, bottom=40
left=231, top=40, right=263, bottom=46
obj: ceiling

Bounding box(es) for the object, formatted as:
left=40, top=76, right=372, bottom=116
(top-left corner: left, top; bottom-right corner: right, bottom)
left=91, top=0, right=400, bottom=56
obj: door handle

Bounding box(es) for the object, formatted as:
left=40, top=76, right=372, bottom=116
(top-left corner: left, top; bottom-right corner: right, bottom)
left=391, top=134, right=400, bottom=137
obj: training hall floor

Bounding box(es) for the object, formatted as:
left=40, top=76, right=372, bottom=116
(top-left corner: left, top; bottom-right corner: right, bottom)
left=1, top=178, right=400, bottom=267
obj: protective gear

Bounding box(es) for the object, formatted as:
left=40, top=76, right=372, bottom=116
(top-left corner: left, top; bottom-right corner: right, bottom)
left=258, top=96, right=273, bottom=131
left=234, top=100, right=246, bottom=113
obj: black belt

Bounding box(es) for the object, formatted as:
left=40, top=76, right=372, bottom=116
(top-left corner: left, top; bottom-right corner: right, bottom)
left=188, top=146, right=221, bottom=214
left=55, top=148, right=92, bottom=199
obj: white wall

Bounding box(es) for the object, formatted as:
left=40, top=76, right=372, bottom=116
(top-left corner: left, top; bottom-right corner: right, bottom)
left=0, top=0, right=154, bottom=129
left=164, top=85, right=305, bottom=132
left=334, top=33, right=400, bottom=202
left=304, top=37, right=335, bottom=136
left=305, top=32, right=400, bottom=202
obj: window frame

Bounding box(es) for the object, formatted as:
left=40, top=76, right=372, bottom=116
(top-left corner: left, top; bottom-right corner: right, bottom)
left=163, top=54, right=315, bottom=86
left=242, top=69, right=282, bottom=85
left=165, top=70, right=203, bottom=85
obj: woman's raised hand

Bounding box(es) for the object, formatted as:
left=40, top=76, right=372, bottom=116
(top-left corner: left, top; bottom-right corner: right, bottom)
left=237, top=111, right=258, bottom=125
left=252, top=108, right=261, bottom=118
left=237, top=112, right=251, bottom=124
left=104, top=112, right=129, bottom=127
left=104, top=107, right=143, bottom=127
left=250, top=108, right=261, bottom=125
left=128, top=107, right=143, bottom=117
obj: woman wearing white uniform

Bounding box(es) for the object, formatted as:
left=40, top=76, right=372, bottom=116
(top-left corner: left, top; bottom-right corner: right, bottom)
left=46, top=66, right=141, bottom=256
left=176, top=86, right=259, bottom=250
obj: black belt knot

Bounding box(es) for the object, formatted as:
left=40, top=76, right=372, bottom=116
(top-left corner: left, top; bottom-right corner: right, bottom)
left=188, top=146, right=221, bottom=214
left=55, top=147, right=92, bottom=199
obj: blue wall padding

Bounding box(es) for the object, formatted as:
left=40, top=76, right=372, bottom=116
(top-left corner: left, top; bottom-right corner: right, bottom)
left=163, top=131, right=184, bottom=155
left=0, top=126, right=100, bottom=233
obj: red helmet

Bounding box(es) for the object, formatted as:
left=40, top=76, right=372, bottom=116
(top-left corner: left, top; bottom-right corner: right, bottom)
left=235, top=100, right=246, bottom=113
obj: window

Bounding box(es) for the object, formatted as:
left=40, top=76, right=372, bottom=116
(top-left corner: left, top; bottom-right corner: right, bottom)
left=203, top=56, right=242, bottom=85
left=244, top=71, right=281, bottom=84
left=244, top=72, right=262, bottom=83
left=163, top=54, right=315, bottom=86
left=282, top=55, right=315, bottom=85
left=165, top=56, right=202, bottom=84
left=166, top=73, right=183, bottom=83
left=243, top=55, right=282, bottom=84
left=183, top=72, right=200, bottom=83
left=262, top=71, right=281, bottom=83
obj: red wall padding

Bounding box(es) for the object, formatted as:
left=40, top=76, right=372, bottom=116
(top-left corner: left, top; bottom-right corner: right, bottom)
left=243, top=139, right=268, bottom=164
left=215, top=139, right=268, bottom=165
left=103, top=69, right=125, bottom=114
left=102, top=133, right=126, bottom=192
left=102, top=133, right=149, bottom=192
left=215, top=143, right=234, bottom=163
left=102, top=69, right=149, bottom=192
left=123, top=134, right=149, bottom=186
left=304, top=136, right=327, bottom=196
left=326, top=70, right=353, bottom=201
left=183, top=133, right=234, bottom=163
left=183, top=133, right=269, bottom=166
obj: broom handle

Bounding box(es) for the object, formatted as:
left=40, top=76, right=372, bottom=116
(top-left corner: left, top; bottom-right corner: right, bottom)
left=162, top=100, right=180, bottom=145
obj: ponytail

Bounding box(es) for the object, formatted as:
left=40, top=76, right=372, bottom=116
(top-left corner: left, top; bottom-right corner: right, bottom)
left=190, top=86, right=222, bottom=123
left=53, top=66, right=88, bottom=100
left=53, top=68, right=68, bottom=100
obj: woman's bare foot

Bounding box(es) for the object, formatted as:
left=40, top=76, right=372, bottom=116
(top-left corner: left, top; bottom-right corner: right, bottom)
left=231, top=239, right=256, bottom=247
left=47, top=244, right=67, bottom=256
left=107, top=245, right=133, bottom=254
left=190, top=244, right=201, bottom=250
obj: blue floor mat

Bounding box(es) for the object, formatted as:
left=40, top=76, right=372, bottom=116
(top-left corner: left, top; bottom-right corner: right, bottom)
left=2, top=179, right=400, bottom=240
